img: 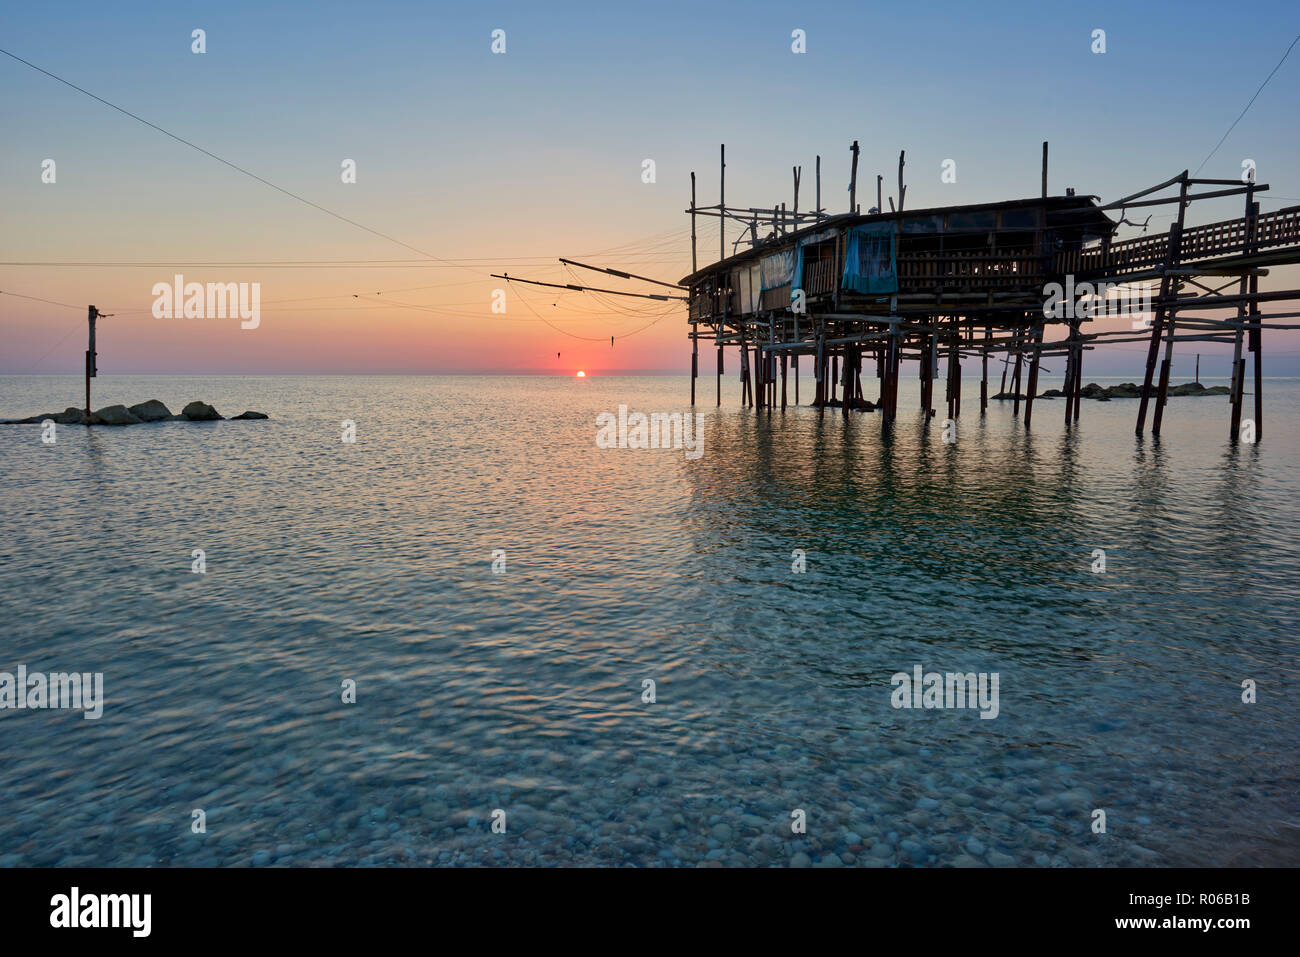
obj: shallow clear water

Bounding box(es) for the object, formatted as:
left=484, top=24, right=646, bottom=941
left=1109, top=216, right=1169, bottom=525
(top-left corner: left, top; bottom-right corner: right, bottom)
left=1, top=373, right=1297, bottom=867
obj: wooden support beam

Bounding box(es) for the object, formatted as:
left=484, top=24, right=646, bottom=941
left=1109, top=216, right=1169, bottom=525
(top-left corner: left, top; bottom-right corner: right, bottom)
left=1025, top=325, right=1043, bottom=429
left=1137, top=176, right=1189, bottom=434
left=1011, top=347, right=1024, bottom=418
left=980, top=326, right=990, bottom=413
left=1152, top=313, right=1178, bottom=436
left=716, top=342, right=722, bottom=407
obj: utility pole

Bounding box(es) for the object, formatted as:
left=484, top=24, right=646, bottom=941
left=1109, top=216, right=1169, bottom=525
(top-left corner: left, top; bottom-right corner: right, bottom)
left=85, top=305, right=113, bottom=418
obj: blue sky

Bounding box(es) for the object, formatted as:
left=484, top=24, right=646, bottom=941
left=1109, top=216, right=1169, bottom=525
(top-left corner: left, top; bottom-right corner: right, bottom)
left=1, top=0, right=1297, bottom=373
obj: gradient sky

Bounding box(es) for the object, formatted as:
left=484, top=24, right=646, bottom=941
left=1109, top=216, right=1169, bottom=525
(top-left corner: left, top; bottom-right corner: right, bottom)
left=2, top=0, right=1298, bottom=375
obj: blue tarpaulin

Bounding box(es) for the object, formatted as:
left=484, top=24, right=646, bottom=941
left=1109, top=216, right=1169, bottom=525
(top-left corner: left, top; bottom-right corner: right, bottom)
left=841, top=222, right=898, bottom=294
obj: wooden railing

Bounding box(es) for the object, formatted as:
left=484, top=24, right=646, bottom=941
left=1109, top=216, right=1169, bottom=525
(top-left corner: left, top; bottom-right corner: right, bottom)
left=799, top=259, right=836, bottom=296
left=1059, top=206, right=1300, bottom=277
left=896, top=248, right=1040, bottom=289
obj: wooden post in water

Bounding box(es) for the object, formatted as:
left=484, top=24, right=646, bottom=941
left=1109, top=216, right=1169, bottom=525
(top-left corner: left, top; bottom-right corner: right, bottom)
left=814, top=333, right=825, bottom=409
left=919, top=334, right=932, bottom=414
left=794, top=354, right=799, bottom=404
left=691, top=344, right=697, bottom=405
left=1247, top=192, right=1262, bottom=441
left=1137, top=173, right=1189, bottom=434
left=980, top=325, right=990, bottom=413
left=781, top=353, right=788, bottom=409
left=85, top=305, right=99, bottom=417
left=1152, top=309, right=1178, bottom=436
left=1024, top=325, right=1043, bottom=429
left=716, top=342, right=723, bottom=407
left=1011, top=347, right=1024, bottom=418
left=1073, top=341, right=1084, bottom=423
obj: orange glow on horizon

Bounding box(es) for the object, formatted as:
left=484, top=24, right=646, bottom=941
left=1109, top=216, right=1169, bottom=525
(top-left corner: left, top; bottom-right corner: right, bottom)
left=576, top=370, right=585, bottom=377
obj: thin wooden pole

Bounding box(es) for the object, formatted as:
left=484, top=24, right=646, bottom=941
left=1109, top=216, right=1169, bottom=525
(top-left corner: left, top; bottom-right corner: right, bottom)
left=849, top=140, right=860, bottom=213
left=85, top=305, right=98, bottom=417
left=1041, top=141, right=1048, bottom=198
left=815, top=155, right=821, bottom=217
left=1073, top=343, right=1083, bottom=423
left=1152, top=312, right=1177, bottom=436
left=1137, top=175, right=1189, bottom=434
left=897, top=150, right=906, bottom=212
left=716, top=342, right=722, bottom=407
left=690, top=339, right=697, bottom=405
left=690, top=172, right=697, bottom=273
left=920, top=334, right=932, bottom=413
left=1011, top=347, right=1024, bottom=418
left=980, top=325, right=990, bottom=413
left=719, top=144, right=725, bottom=263
left=1024, top=325, right=1043, bottom=429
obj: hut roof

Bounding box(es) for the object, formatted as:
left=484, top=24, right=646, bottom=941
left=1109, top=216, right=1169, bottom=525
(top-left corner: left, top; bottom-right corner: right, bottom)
left=679, top=195, right=1116, bottom=286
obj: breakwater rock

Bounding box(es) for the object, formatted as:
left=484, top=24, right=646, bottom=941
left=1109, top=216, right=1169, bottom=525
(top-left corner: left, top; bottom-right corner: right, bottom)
left=993, top=382, right=1230, bottom=402
left=1, top=400, right=269, bottom=426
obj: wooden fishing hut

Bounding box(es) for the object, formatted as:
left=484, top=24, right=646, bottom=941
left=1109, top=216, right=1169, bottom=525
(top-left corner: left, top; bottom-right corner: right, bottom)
left=681, top=142, right=1300, bottom=441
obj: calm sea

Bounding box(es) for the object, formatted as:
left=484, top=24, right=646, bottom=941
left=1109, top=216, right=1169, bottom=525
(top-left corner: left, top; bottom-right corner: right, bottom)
left=1, top=373, right=1297, bottom=867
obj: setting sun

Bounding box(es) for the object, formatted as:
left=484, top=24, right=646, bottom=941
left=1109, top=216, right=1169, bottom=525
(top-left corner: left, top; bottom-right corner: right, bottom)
left=576, top=370, right=585, bottom=377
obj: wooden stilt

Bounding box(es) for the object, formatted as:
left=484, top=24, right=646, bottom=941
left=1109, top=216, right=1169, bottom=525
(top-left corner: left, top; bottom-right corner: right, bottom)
left=1152, top=315, right=1177, bottom=436
left=1251, top=276, right=1262, bottom=441
left=953, top=337, right=962, bottom=418
left=1024, top=325, right=1043, bottom=429
left=1137, top=175, right=1189, bottom=435
left=716, top=343, right=723, bottom=407
left=1011, top=346, right=1024, bottom=417
left=1072, top=344, right=1083, bottom=423
left=690, top=343, right=697, bottom=405
left=1229, top=324, right=1245, bottom=440
left=841, top=348, right=850, bottom=418
left=980, top=326, right=989, bottom=413
left=919, top=333, right=930, bottom=412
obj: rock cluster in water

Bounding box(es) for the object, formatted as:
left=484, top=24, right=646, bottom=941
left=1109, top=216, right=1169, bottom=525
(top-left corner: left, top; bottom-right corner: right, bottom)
left=0, top=400, right=268, bottom=426
left=992, top=382, right=1230, bottom=402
